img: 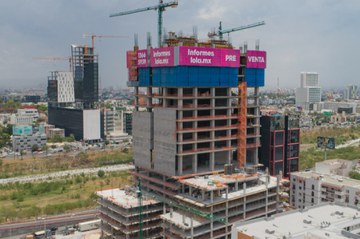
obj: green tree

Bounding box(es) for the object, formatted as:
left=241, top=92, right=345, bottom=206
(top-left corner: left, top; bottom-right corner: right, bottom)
left=63, top=145, right=71, bottom=152
left=97, top=170, right=105, bottom=178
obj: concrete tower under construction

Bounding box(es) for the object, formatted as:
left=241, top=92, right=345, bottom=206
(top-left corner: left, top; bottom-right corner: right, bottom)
left=98, top=33, right=278, bottom=239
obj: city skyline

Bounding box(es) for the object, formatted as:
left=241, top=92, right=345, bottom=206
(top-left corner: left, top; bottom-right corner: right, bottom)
left=0, top=0, right=360, bottom=90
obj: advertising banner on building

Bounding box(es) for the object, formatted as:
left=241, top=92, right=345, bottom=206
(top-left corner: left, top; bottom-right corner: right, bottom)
left=136, top=49, right=148, bottom=68
left=246, top=50, right=267, bottom=68
left=150, top=47, right=174, bottom=67
left=12, top=125, right=33, bottom=136
left=137, top=46, right=240, bottom=68
left=178, top=46, right=240, bottom=67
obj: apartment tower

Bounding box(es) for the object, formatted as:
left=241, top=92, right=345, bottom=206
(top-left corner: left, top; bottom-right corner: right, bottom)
left=99, top=33, right=279, bottom=239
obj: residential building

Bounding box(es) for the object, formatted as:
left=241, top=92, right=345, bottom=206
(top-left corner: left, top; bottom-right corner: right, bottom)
left=12, top=134, right=47, bottom=152
left=295, top=72, right=321, bottom=111
left=103, top=109, right=122, bottom=136
left=259, top=115, right=300, bottom=177
left=232, top=203, right=360, bottom=239
left=9, top=108, right=39, bottom=125
left=344, top=85, right=358, bottom=100
left=290, top=171, right=360, bottom=209
left=98, top=35, right=280, bottom=239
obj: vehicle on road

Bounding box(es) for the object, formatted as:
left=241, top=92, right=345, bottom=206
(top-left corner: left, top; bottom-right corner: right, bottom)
left=78, top=219, right=101, bottom=232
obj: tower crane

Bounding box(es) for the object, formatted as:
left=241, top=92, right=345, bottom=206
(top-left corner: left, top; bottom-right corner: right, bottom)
left=33, top=56, right=72, bottom=71
left=82, top=34, right=128, bottom=50
left=208, top=21, right=265, bottom=40
left=109, top=0, right=178, bottom=47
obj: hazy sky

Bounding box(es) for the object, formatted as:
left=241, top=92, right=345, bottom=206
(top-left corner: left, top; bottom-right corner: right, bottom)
left=0, top=0, right=359, bottom=90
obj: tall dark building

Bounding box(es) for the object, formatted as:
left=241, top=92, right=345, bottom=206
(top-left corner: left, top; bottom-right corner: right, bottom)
left=260, top=115, right=300, bottom=177
left=71, top=45, right=99, bottom=109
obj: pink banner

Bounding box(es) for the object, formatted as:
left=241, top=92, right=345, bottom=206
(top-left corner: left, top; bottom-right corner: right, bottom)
left=178, top=46, right=240, bottom=67
left=126, top=51, right=134, bottom=68
left=246, top=50, right=266, bottom=68
left=150, top=47, right=174, bottom=67
left=137, top=49, right=148, bottom=68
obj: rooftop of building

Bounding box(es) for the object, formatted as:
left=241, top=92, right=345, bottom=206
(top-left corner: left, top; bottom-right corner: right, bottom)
left=180, top=172, right=276, bottom=191
left=233, top=203, right=360, bottom=239
left=161, top=211, right=205, bottom=230
left=291, top=171, right=360, bottom=188
left=96, top=188, right=160, bottom=209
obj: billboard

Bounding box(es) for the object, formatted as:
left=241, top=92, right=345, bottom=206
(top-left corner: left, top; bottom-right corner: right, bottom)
left=150, top=47, right=174, bottom=67
left=136, top=49, right=148, bottom=68
left=12, top=125, right=33, bottom=136
left=246, top=50, right=267, bottom=69
left=137, top=46, right=240, bottom=68
left=178, top=47, right=240, bottom=67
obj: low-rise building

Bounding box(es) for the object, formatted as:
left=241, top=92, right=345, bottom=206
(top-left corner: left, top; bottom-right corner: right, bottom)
left=96, top=188, right=163, bottom=239
left=9, top=108, right=39, bottom=125
left=48, top=128, right=65, bottom=138
left=232, top=203, right=360, bottom=239
left=12, top=134, right=47, bottom=152
left=290, top=171, right=360, bottom=209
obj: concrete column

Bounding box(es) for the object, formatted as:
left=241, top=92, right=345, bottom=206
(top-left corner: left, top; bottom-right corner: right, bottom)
left=202, top=190, right=205, bottom=201
left=189, top=186, right=192, bottom=197
left=162, top=88, right=166, bottom=107
left=192, top=155, right=197, bottom=173
left=147, top=86, right=152, bottom=109
left=211, top=190, right=214, bottom=203
left=210, top=152, right=215, bottom=171
left=243, top=182, right=247, bottom=220
left=179, top=87, right=183, bottom=97
left=191, top=217, right=194, bottom=239
left=178, top=156, right=183, bottom=175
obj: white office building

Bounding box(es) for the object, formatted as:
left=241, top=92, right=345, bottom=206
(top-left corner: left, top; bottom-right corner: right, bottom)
left=296, top=72, right=321, bottom=111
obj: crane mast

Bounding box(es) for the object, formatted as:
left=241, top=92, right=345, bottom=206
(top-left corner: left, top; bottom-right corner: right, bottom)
left=110, top=0, right=178, bottom=47
left=208, top=21, right=266, bottom=40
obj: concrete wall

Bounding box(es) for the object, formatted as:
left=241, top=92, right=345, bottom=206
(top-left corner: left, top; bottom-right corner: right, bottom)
left=83, top=109, right=101, bottom=140
left=133, top=111, right=153, bottom=169
left=153, top=108, right=177, bottom=176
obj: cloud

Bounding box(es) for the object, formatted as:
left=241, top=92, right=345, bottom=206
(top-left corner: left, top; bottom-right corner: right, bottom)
left=0, top=0, right=360, bottom=90
left=197, top=1, right=227, bottom=20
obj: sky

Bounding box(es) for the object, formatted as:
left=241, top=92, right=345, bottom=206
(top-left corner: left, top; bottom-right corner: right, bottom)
left=0, top=0, right=359, bottom=91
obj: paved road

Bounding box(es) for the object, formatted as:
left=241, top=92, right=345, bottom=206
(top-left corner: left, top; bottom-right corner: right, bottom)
left=0, top=164, right=134, bottom=185
left=0, top=210, right=99, bottom=238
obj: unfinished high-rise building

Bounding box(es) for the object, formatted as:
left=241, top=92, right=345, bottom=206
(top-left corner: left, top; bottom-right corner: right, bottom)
left=71, top=44, right=99, bottom=109
left=99, top=33, right=279, bottom=239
